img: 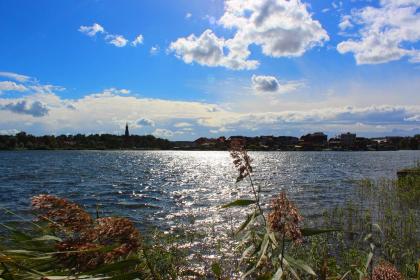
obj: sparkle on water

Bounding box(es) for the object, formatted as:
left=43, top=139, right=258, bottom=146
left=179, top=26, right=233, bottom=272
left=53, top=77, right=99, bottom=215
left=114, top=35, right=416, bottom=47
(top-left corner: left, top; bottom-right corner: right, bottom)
left=1, top=150, right=419, bottom=261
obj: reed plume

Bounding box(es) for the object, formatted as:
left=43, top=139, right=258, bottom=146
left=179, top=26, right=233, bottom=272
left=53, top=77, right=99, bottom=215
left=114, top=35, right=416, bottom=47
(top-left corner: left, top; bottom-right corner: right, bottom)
left=32, top=194, right=93, bottom=232
left=229, top=138, right=252, bottom=182
left=267, top=192, right=303, bottom=244
left=369, top=261, right=403, bottom=280
left=31, top=194, right=141, bottom=271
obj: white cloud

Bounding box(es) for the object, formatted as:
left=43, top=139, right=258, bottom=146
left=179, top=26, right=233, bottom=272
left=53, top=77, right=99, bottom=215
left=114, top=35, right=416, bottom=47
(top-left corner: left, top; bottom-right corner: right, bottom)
left=0, top=72, right=30, bottom=82
left=1, top=100, right=49, bottom=117
left=204, top=15, right=217, bottom=25
left=131, top=34, right=144, bottom=47
left=169, top=0, right=329, bottom=70
left=169, top=29, right=254, bottom=69
left=0, top=129, right=20, bottom=135
left=153, top=128, right=174, bottom=138
left=104, top=88, right=131, bottom=95
left=251, top=75, right=303, bottom=94
left=0, top=90, right=419, bottom=137
left=337, top=0, right=420, bottom=64
left=174, top=122, right=193, bottom=128
left=79, top=23, right=105, bottom=37
left=30, top=84, right=65, bottom=95
left=136, top=117, right=155, bottom=127
left=0, top=77, right=419, bottom=138
left=185, top=12, right=192, bottom=19
left=338, top=15, right=353, bottom=31
left=0, top=72, right=64, bottom=96
left=0, top=81, right=28, bottom=92
left=79, top=23, right=142, bottom=48
left=252, top=75, right=279, bottom=92
left=150, top=45, right=160, bottom=55
left=105, top=35, right=128, bottom=47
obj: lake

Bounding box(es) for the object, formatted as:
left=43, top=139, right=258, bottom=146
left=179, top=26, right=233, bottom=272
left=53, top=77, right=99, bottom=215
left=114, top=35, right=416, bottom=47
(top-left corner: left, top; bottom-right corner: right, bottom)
left=0, top=150, right=419, bottom=232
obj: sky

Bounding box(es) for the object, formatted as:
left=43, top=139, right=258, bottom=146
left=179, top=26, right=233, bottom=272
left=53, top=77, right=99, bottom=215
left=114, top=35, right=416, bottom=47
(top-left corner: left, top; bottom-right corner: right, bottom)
left=0, top=0, right=419, bottom=140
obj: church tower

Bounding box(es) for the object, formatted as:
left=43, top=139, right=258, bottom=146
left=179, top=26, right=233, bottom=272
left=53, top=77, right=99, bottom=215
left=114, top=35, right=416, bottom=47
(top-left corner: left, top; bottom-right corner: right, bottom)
left=125, top=123, right=130, bottom=137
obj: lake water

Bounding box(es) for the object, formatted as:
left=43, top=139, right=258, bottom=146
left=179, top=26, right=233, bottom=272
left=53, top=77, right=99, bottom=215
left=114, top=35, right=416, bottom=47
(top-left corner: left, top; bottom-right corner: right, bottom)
left=0, top=150, right=419, bottom=233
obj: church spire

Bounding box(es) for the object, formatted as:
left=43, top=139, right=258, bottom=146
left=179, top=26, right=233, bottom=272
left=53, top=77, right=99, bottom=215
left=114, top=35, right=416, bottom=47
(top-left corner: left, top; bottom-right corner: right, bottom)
left=125, top=123, right=130, bottom=137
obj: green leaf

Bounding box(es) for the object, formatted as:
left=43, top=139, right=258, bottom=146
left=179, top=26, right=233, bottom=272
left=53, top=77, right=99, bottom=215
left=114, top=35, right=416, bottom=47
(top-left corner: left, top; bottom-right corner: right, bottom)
left=4, top=250, right=42, bottom=256
left=31, top=235, right=62, bottom=242
left=87, top=258, right=141, bottom=274
left=365, top=252, right=373, bottom=272
left=268, top=232, right=279, bottom=248
left=339, top=270, right=352, bottom=280
left=240, top=244, right=256, bottom=263
left=110, top=272, right=144, bottom=280
left=242, top=266, right=256, bottom=279
left=236, top=212, right=255, bottom=234
left=272, top=267, right=283, bottom=280
left=363, top=233, right=372, bottom=242
left=211, top=262, right=222, bottom=278
left=256, top=234, right=270, bottom=267
left=222, top=199, right=256, bottom=208
left=301, top=227, right=340, bottom=236
left=284, top=255, right=316, bottom=276
left=372, top=223, right=383, bottom=234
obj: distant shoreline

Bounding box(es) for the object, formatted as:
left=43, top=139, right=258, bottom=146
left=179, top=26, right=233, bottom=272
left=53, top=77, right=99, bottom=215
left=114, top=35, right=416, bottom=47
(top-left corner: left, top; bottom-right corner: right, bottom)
left=1, top=132, right=419, bottom=151
left=1, top=148, right=419, bottom=152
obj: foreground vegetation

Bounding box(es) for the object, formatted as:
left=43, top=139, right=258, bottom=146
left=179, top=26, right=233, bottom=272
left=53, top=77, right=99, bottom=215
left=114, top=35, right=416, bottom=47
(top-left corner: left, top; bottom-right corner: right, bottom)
left=0, top=141, right=419, bottom=279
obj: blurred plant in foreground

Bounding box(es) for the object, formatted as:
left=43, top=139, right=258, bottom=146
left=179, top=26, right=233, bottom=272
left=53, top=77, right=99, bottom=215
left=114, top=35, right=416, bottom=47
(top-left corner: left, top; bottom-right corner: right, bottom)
left=223, top=139, right=328, bottom=279
left=0, top=195, right=192, bottom=279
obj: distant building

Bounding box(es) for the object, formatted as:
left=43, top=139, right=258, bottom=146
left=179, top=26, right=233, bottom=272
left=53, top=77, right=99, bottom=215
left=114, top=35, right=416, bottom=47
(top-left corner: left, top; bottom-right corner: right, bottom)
left=328, top=137, right=341, bottom=150
left=299, top=132, right=328, bottom=150
left=125, top=123, right=130, bottom=137
left=340, top=132, right=356, bottom=148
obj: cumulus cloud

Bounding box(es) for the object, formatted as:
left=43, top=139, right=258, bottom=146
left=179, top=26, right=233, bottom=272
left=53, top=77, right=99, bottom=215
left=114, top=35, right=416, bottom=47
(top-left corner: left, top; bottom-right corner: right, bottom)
left=103, top=88, right=130, bottom=95
left=338, top=15, right=353, bottom=31
left=30, top=84, right=65, bottom=94
left=169, top=0, right=328, bottom=70
left=251, top=75, right=303, bottom=94
left=79, top=23, right=105, bottom=37
left=185, top=12, right=192, bottom=19
left=0, top=129, right=20, bottom=135
left=152, top=128, right=174, bottom=138
left=0, top=72, right=64, bottom=96
left=105, top=34, right=128, bottom=47
left=131, top=34, right=144, bottom=47
left=136, top=117, right=155, bottom=127
left=169, top=29, right=256, bottom=69
left=0, top=84, right=419, bottom=138
left=174, top=122, right=192, bottom=128
left=337, top=0, right=420, bottom=64
left=79, top=23, right=142, bottom=48
left=0, top=81, right=28, bottom=92
left=1, top=100, right=49, bottom=117
left=252, top=75, right=279, bottom=92
left=196, top=105, right=420, bottom=133
left=0, top=72, right=30, bottom=82
left=150, top=45, right=160, bottom=55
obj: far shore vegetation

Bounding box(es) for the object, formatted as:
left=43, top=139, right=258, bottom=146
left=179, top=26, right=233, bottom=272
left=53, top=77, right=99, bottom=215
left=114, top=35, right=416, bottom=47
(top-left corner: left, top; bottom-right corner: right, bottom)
left=0, top=140, right=419, bottom=279
left=1, top=131, right=420, bottom=151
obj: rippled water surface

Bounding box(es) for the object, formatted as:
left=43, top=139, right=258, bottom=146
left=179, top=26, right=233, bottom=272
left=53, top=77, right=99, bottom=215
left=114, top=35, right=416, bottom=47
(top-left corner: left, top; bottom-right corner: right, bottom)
left=1, top=150, right=419, bottom=231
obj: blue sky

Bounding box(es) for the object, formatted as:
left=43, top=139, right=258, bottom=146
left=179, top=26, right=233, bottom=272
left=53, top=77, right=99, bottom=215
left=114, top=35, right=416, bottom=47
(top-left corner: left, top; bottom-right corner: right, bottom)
left=0, top=0, right=419, bottom=140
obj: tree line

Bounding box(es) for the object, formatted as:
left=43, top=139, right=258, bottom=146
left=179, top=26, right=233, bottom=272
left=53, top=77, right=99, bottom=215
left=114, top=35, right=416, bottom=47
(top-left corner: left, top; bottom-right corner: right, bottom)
left=0, top=132, right=172, bottom=150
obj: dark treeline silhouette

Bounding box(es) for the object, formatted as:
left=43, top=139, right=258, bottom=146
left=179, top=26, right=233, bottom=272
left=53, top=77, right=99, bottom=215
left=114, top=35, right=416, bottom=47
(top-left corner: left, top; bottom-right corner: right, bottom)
left=1, top=131, right=420, bottom=151
left=0, top=132, right=172, bottom=150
